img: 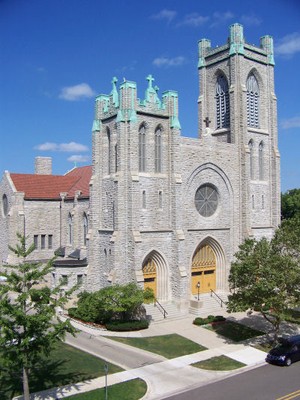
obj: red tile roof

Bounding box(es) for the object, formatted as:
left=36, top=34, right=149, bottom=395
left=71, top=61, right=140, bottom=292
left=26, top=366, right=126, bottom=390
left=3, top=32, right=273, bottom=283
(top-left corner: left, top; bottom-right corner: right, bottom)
left=10, top=166, right=92, bottom=200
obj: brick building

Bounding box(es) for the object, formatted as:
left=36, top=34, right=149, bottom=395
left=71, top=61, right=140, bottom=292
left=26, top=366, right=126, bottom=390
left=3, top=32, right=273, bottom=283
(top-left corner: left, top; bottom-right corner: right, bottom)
left=0, top=24, right=280, bottom=312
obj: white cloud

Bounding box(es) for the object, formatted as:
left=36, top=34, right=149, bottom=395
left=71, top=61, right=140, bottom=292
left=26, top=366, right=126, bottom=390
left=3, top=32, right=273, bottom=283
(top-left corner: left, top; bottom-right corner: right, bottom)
left=151, top=9, right=177, bottom=23
left=35, top=141, right=89, bottom=152
left=210, top=11, right=234, bottom=28
left=275, top=33, right=300, bottom=56
left=67, top=155, right=91, bottom=163
left=241, top=14, right=262, bottom=26
left=153, top=56, right=186, bottom=68
left=178, top=13, right=209, bottom=27
left=281, top=117, right=300, bottom=129
left=59, top=83, right=96, bottom=101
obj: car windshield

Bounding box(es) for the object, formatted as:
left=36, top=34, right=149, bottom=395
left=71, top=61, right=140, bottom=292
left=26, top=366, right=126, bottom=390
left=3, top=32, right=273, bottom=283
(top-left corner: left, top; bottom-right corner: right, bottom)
left=275, top=342, right=293, bottom=352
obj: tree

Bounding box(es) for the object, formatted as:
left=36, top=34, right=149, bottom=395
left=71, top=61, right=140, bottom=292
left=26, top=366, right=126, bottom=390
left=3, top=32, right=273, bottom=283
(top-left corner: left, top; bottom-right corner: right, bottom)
left=281, top=188, right=300, bottom=220
left=71, top=283, right=146, bottom=324
left=227, top=217, right=300, bottom=342
left=0, top=234, right=77, bottom=400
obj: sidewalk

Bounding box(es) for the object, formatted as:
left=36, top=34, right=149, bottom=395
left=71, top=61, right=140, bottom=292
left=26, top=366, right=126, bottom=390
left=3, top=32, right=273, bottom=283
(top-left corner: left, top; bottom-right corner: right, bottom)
left=15, top=312, right=300, bottom=400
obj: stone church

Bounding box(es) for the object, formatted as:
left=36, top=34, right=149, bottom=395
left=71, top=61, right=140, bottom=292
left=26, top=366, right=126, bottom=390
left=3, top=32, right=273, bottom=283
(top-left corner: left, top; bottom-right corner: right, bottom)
left=0, top=24, right=280, bottom=313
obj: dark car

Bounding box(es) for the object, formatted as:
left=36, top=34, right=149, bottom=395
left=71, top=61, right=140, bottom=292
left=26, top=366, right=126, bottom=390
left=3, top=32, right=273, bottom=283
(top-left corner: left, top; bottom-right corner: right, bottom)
left=266, top=335, right=300, bottom=366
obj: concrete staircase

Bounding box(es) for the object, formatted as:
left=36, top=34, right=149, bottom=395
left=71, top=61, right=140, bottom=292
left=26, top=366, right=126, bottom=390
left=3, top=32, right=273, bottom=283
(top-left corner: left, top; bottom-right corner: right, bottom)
left=144, top=292, right=229, bottom=322
left=144, top=302, right=187, bottom=323
left=189, top=291, right=228, bottom=316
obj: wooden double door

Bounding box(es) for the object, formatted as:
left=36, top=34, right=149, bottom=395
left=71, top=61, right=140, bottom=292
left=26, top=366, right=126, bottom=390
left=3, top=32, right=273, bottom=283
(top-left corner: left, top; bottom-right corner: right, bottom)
left=191, top=244, right=216, bottom=295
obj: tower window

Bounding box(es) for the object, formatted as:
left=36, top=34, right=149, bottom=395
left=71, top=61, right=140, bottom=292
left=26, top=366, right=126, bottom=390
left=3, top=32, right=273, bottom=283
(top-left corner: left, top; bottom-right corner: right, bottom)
left=142, top=190, right=146, bottom=209
left=215, top=75, right=230, bottom=129
left=107, top=127, right=111, bottom=174
left=83, top=213, right=88, bottom=246
left=247, top=74, right=259, bottom=128
left=158, top=191, right=163, bottom=209
left=259, top=141, right=264, bottom=180
left=249, top=140, right=254, bottom=180
left=155, top=127, right=162, bottom=173
left=68, top=213, right=73, bottom=245
left=139, top=124, right=146, bottom=172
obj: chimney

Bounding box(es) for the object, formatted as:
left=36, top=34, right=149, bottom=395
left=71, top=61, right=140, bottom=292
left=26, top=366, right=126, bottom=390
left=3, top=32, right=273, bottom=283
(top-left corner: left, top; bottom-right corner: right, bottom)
left=35, top=157, right=52, bottom=175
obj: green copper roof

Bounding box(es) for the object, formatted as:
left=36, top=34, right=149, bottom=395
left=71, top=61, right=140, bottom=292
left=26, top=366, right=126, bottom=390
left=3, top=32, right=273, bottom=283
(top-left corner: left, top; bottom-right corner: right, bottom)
left=229, top=23, right=245, bottom=56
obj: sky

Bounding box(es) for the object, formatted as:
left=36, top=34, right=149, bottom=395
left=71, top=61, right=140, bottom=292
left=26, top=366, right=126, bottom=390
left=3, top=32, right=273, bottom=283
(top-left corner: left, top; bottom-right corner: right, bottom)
left=0, top=0, right=300, bottom=192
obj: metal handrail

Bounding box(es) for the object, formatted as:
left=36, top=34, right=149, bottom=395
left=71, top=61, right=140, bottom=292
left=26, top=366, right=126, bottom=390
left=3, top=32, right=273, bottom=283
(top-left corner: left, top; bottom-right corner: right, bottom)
left=210, top=289, right=225, bottom=308
left=154, top=298, right=168, bottom=319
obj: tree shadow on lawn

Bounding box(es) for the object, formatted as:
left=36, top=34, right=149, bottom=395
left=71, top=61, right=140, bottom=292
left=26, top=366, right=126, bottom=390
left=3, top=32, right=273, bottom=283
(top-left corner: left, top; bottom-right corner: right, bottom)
left=0, top=359, right=85, bottom=400
left=205, top=313, right=300, bottom=347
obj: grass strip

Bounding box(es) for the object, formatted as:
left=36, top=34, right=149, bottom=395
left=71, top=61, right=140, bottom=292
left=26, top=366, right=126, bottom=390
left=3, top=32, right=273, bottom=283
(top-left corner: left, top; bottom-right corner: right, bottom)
left=107, top=333, right=207, bottom=359
left=65, top=378, right=147, bottom=399
left=192, top=355, right=246, bottom=371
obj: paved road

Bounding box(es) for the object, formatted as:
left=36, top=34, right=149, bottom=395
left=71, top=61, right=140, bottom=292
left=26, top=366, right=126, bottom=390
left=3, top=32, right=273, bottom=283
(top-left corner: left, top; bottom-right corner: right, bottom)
left=162, top=362, right=300, bottom=400
left=65, top=331, right=165, bottom=369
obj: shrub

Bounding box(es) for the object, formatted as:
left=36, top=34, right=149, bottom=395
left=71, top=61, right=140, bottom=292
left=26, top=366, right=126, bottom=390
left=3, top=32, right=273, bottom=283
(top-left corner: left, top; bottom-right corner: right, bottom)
left=193, top=315, right=226, bottom=326
left=106, top=320, right=149, bottom=331
left=143, top=287, right=155, bottom=304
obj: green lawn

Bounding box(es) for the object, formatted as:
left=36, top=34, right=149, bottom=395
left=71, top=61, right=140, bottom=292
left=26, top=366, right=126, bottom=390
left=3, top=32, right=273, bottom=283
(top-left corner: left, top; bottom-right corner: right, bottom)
left=65, top=378, right=147, bottom=399
left=0, top=341, right=123, bottom=400
left=107, top=334, right=207, bottom=358
left=204, top=320, right=264, bottom=342
left=192, top=355, right=246, bottom=371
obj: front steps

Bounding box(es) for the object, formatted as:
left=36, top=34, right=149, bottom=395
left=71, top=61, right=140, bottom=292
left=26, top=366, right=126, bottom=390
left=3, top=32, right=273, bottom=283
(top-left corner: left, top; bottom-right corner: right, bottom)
left=144, top=292, right=229, bottom=323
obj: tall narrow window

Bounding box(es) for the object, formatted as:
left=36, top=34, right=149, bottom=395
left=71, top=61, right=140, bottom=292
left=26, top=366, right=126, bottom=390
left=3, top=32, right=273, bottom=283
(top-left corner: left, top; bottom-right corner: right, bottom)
left=139, top=125, right=146, bottom=172
left=68, top=213, right=73, bottom=245
left=259, top=141, right=264, bottom=180
left=252, top=194, right=255, bottom=210
left=247, top=74, right=259, bottom=128
left=249, top=140, right=254, bottom=180
left=115, top=143, right=118, bottom=172
left=107, top=128, right=111, bottom=174
left=215, top=75, right=230, bottom=129
left=142, top=190, right=146, bottom=209
left=48, top=234, right=53, bottom=249
left=158, top=191, right=163, bottom=209
left=262, top=195, right=265, bottom=210
left=83, top=213, right=88, bottom=246
left=155, top=127, right=162, bottom=173
left=41, top=234, right=46, bottom=249
left=34, top=235, right=38, bottom=249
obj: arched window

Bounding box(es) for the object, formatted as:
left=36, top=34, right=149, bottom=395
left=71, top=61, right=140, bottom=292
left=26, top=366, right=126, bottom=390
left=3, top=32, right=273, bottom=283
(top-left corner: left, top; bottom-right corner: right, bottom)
left=252, top=194, right=255, bottom=210
left=83, top=213, right=88, bottom=246
left=2, top=194, right=8, bottom=217
left=139, top=124, right=146, bottom=172
left=68, top=213, right=73, bottom=245
left=107, top=127, right=111, bottom=174
left=249, top=140, right=254, bottom=180
left=215, top=75, right=230, bottom=129
left=247, top=74, right=259, bottom=128
left=259, top=141, right=264, bottom=180
left=155, top=126, right=162, bottom=173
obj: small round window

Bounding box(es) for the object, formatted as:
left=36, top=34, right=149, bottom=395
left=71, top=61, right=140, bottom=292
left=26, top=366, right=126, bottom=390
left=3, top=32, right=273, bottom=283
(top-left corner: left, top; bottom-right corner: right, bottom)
left=195, top=184, right=218, bottom=217
left=2, top=194, right=8, bottom=217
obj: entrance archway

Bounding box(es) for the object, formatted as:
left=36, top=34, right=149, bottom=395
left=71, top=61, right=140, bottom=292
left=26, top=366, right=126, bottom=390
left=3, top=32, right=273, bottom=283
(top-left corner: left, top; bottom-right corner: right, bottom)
left=191, top=244, right=216, bottom=295
left=143, top=258, right=157, bottom=297
left=142, top=251, right=169, bottom=301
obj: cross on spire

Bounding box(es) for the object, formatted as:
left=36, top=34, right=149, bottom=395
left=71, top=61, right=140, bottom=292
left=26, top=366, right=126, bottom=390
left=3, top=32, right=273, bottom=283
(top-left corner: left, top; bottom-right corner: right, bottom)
left=146, top=74, right=155, bottom=89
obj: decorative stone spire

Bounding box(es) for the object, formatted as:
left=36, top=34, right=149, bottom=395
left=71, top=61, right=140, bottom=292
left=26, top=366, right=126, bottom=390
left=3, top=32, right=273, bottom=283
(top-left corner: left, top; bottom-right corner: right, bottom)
left=198, top=39, right=211, bottom=68
left=260, top=35, right=275, bottom=65
left=229, top=23, right=245, bottom=55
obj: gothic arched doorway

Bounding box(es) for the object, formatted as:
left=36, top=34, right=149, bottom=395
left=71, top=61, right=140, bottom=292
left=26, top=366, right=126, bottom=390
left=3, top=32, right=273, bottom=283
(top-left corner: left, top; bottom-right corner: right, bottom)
left=191, top=244, right=216, bottom=295
left=143, top=258, right=157, bottom=297
left=142, top=251, right=169, bottom=301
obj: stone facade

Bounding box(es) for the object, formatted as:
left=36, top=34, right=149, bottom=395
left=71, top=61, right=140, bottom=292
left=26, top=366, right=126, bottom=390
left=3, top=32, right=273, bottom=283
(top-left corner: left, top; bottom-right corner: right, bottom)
left=0, top=24, right=280, bottom=311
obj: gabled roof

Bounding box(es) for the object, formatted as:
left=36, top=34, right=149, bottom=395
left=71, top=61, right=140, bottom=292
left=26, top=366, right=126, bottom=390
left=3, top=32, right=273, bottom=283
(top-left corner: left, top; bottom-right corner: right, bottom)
left=10, top=165, right=92, bottom=200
